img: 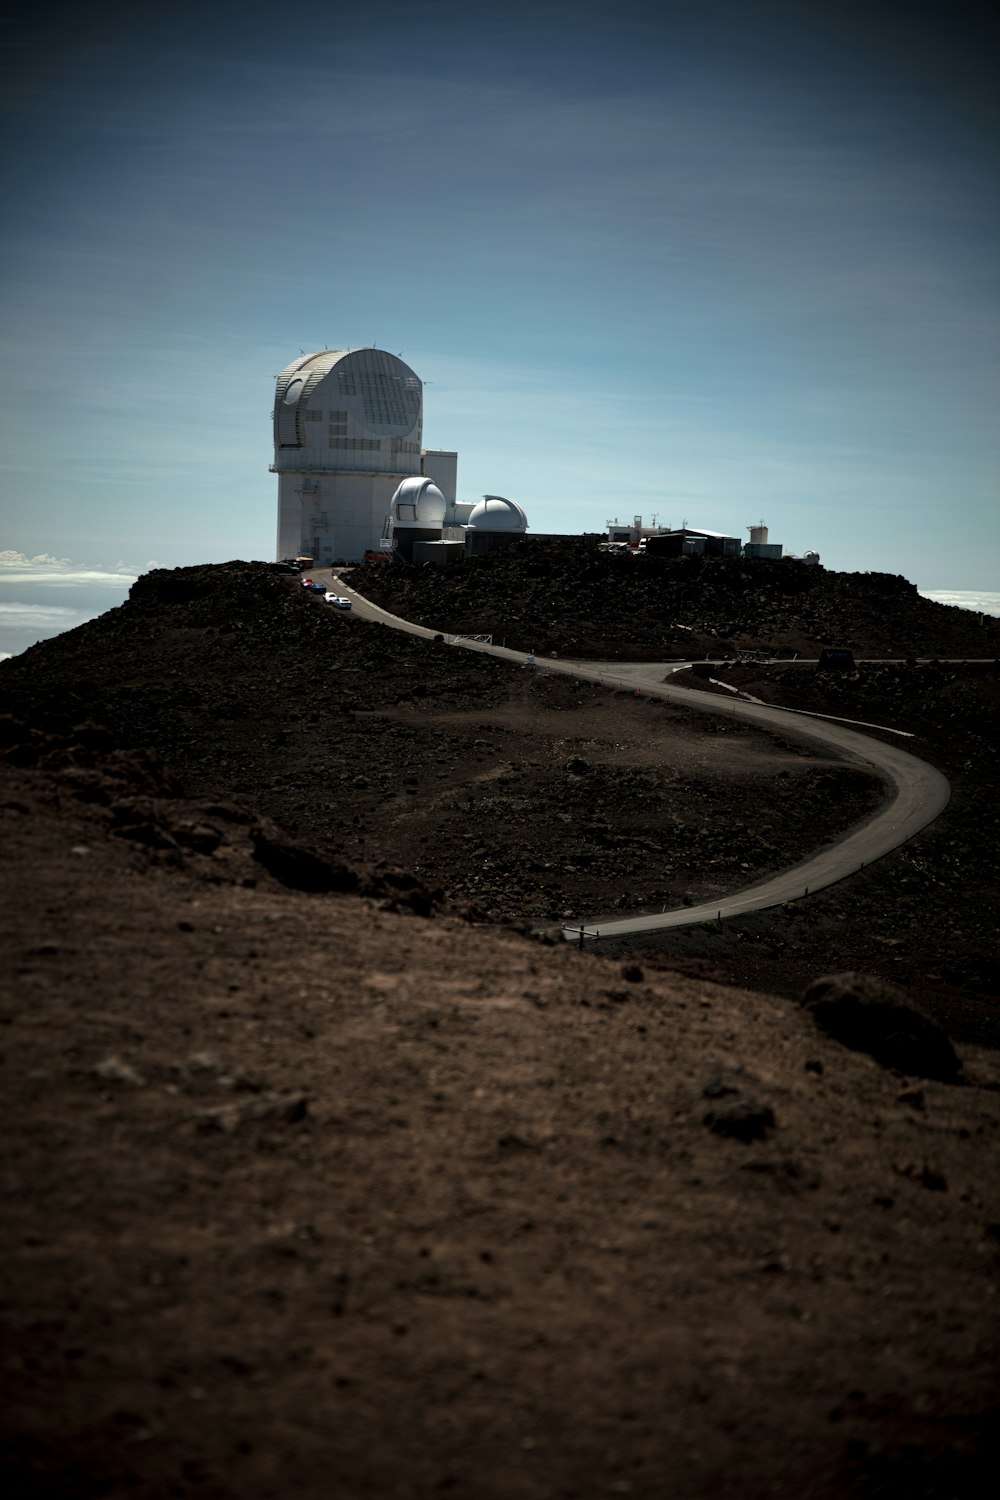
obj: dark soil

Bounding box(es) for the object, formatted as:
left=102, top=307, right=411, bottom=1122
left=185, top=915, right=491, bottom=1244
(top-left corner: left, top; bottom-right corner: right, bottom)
left=2, top=556, right=999, bottom=1498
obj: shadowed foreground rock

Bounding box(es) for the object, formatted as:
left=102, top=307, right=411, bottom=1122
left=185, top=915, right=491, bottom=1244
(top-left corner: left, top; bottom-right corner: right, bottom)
left=700, top=1074, right=776, bottom=1141
left=801, top=971, right=963, bottom=1082
left=251, top=825, right=362, bottom=893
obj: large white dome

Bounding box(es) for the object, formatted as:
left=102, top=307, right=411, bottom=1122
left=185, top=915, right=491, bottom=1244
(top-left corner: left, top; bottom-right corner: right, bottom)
left=273, top=348, right=422, bottom=456
left=390, top=476, right=447, bottom=528
left=466, top=495, right=527, bottom=531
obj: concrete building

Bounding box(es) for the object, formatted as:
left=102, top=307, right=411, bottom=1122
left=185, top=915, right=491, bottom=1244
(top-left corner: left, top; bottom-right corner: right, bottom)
left=273, top=347, right=528, bottom=564
left=274, top=348, right=435, bottom=564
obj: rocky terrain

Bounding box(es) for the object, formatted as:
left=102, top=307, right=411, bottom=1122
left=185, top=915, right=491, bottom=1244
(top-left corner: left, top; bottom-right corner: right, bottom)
left=613, top=655, right=1000, bottom=1050
left=0, top=561, right=884, bottom=932
left=2, top=556, right=994, bottom=1038
left=354, top=537, right=1000, bottom=661
left=2, top=554, right=999, bottom=1498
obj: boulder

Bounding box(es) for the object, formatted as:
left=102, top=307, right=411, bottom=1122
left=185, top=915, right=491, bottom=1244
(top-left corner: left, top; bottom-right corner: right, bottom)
left=801, top=971, right=962, bottom=1082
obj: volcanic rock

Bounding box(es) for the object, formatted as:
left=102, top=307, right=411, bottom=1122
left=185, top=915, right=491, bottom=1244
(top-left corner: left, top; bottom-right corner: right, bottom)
left=801, top=971, right=963, bottom=1081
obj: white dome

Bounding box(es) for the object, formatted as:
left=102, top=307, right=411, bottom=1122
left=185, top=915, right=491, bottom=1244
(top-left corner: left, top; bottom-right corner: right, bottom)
left=390, top=476, right=447, bottom=528
left=273, top=348, right=422, bottom=457
left=466, top=495, right=527, bottom=532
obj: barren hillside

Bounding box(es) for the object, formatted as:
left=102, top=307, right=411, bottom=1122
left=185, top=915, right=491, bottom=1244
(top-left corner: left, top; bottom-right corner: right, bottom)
left=1, top=560, right=996, bottom=1036
left=2, top=558, right=999, bottom=1498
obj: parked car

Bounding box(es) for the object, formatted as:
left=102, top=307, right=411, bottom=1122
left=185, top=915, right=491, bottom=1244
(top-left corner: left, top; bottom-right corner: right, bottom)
left=326, top=594, right=352, bottom=609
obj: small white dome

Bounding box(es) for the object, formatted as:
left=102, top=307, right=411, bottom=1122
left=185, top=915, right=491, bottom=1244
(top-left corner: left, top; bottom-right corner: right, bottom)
left=466, top=495, right=528, bottom=531
left=390, top=476, right=447, bottom=528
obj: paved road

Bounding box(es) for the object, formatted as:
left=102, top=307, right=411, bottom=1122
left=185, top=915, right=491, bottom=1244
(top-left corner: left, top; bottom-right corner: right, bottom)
left=316, top=570, right=951, bottom=941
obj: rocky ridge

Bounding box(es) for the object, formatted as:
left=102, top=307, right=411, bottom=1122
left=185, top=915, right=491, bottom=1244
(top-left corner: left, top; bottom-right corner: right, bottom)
left=354, top=536, right=1000, bottom=660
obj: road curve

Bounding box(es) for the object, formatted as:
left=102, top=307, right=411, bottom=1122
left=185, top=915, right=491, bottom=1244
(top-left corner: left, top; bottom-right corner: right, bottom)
left=319, top=570, right=951, bottom=940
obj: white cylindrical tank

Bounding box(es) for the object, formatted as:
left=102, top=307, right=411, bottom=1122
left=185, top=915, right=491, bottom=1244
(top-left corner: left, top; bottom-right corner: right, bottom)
left=748, top=522, right=769, bottom=545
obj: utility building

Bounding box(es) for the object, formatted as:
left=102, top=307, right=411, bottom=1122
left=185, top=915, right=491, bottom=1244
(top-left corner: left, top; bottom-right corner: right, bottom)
left=273, top=349, right=428, bottom=564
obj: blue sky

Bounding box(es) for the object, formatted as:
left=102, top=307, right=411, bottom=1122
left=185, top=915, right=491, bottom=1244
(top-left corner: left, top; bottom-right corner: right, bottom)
left=1, top=0, right=998, bottom=619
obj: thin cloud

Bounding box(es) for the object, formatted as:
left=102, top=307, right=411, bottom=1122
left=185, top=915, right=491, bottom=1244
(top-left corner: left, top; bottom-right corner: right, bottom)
left=0, top=550, right=71, bottom=567
left=0, top=601, right=79, bottom=627
left=919, top=590, right=1000, bottom=618
left=0, top=551, right=140, bottom=586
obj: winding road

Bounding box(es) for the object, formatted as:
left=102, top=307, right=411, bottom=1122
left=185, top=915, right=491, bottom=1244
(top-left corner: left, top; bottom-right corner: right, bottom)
left=317, top=569, right=951, bottom=942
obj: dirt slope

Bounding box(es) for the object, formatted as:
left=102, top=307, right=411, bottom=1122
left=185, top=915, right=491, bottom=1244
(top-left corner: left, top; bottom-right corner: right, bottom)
left=2, top=746, right=999, bottom=1500
left=2, top=558, right=999, bottom=1498
left=0, top=562, right=883, bottom=928
left=1, top=561, right=996, bottom=1034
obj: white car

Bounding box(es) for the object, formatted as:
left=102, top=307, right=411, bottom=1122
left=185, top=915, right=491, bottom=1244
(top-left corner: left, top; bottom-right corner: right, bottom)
left=326, top=593, right=352, bottom=609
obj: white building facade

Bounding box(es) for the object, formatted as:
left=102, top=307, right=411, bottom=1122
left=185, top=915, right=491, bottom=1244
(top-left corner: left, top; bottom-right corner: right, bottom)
left=272, top=346, right=531, bottom=564
left=273, top=348, right=434, bottom=564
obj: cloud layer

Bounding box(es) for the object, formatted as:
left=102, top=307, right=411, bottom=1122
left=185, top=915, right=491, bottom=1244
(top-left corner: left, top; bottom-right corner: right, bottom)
left=0, top=551, right=144, bottom=586
left=918, top=590, right=1000, bottom=618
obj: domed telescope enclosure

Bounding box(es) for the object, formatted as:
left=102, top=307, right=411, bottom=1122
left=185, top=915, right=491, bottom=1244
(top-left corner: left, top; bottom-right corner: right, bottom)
left=464, top=495, right=528, bottom=556
left=273, top=348, right=424, bottom=565
left=384, top=476, right=447, bottom=561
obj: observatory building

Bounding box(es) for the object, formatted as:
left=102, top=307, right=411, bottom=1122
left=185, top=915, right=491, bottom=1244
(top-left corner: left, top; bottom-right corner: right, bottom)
left=464, top=495, right=529, bottom=556
left=273, top=348, right=427, bottom=564
left=273, top=347, right=528, bottom=564
left=383, top=476, right=448, bottom=562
